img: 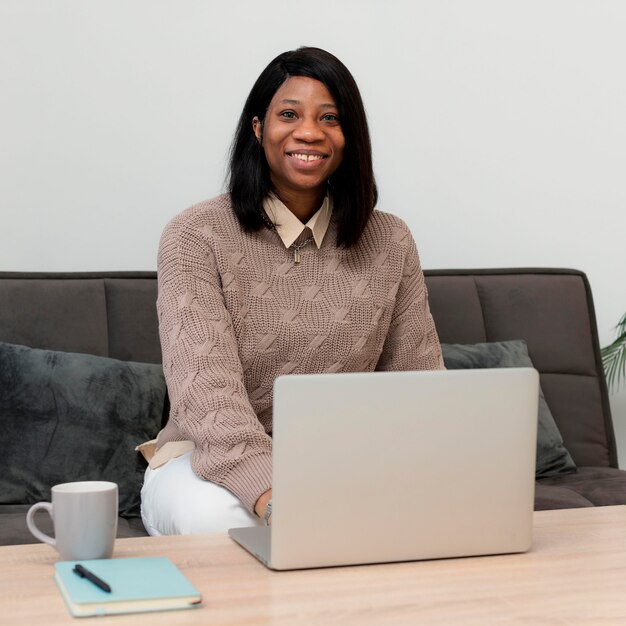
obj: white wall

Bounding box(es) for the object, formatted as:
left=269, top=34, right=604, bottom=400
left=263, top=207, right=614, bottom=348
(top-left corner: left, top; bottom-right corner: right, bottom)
left=1, top=0, right=625, bottom=460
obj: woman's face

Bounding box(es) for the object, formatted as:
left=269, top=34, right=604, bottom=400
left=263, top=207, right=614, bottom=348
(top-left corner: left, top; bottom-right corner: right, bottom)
left=253, top=76, right=345, bottom=202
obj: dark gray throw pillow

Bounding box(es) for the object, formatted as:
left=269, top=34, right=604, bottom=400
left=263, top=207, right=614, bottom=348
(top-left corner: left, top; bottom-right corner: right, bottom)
left=441, top=340, right=577, bottom=478
left=0, top=341, right=166, bottom=517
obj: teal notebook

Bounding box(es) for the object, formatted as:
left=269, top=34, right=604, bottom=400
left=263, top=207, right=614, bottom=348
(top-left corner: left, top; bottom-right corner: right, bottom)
left=54, top=557, right=202, bottom=617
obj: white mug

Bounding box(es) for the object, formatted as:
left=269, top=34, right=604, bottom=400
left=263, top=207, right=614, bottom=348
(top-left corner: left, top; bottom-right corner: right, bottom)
left=26, top=481, right=118, bottom=560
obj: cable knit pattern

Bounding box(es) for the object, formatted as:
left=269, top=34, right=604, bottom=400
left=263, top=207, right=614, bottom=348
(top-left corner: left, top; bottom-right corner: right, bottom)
left=156, top=194, right=444, bottom=512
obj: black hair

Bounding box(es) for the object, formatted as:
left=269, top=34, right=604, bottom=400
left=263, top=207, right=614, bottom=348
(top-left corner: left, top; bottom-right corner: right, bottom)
left=228, top=46, right=377, bottom=247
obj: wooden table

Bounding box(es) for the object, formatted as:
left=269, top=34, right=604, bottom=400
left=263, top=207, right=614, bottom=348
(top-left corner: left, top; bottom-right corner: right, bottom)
left=2, top=506, right=626, bottom=625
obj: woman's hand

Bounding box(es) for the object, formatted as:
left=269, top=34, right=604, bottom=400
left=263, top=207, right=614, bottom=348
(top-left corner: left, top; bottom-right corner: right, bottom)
left=254, top=489, right=272, bottom=524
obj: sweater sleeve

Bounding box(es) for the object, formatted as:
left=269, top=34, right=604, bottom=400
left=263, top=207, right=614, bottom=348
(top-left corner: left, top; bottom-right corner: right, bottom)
left=376, top=229, right=445, bottom=372
left=157, top=216, right=272, bottom=512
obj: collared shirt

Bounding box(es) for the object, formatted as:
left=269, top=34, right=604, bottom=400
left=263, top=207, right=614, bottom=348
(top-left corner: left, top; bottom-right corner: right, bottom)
left=262, top=193, right=332, bottom=249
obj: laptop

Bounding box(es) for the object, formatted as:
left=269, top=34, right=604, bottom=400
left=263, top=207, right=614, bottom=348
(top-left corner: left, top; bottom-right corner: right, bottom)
left=229, top=367, right=538, bottom=570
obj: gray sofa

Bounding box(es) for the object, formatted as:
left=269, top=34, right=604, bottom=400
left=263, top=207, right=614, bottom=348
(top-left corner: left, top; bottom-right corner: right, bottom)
left=1, top=268, right=625, bottom=546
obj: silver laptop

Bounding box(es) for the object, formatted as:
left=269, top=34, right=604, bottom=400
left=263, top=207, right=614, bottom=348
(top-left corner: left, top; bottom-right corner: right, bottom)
left=229, top=367, right=538, bottom=570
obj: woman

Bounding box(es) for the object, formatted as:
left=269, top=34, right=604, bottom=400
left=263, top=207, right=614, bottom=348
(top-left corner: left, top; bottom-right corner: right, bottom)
left=140, top=47, right=444, bottom=535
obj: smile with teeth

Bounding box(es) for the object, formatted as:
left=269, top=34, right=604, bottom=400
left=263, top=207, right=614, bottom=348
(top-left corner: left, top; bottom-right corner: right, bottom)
left=288, top=152, right=326, bottom=162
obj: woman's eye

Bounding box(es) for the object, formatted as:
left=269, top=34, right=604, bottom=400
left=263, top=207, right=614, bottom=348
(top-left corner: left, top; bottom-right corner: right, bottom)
left=322, top=114, right=339, bottom=123
left=280, top=111, right=297, bottom=119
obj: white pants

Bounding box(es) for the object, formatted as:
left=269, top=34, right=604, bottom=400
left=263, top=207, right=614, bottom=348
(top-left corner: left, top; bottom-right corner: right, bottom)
left=140, top=451, right=262, bottom=535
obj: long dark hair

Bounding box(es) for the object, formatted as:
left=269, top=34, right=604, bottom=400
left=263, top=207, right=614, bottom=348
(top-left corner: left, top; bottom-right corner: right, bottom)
left=228, top=47, right=377, bottom=247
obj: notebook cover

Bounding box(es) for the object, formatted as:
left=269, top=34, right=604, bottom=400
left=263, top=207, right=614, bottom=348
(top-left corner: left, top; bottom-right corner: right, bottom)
left=54, top=556, right=202, bottom=617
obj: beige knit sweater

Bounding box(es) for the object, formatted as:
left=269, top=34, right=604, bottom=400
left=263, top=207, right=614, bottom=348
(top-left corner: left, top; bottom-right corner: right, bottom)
left=155, top=194, right=444, bottom=512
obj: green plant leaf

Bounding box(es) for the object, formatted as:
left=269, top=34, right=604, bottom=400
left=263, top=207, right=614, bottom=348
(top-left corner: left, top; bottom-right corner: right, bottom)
left=602, top=312, right=626, bottom=390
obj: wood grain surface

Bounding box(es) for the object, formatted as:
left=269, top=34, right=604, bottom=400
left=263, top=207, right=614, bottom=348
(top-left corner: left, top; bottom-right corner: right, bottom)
left=2, top=506, right=626, bottom=625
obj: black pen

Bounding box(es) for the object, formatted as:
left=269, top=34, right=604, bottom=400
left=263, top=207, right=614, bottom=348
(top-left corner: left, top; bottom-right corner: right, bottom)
left=73, top=564, right=112, bottom=593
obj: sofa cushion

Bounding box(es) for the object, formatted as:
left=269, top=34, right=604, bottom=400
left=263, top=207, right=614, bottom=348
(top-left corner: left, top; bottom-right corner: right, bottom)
left=533, top=481, right=594, bottom=510
left=0, top=341, right=166, bottom=517
left=537, top=467, right=626, bottom=507
left=441, top=340, right=577, bottom=478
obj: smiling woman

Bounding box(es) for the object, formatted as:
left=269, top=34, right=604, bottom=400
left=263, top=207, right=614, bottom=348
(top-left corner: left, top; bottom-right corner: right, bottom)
left=139, top=47, right=444, bottom=536
left=229, top=47, right=376, bottom=247
left=251, top=76, right=345, bottom=222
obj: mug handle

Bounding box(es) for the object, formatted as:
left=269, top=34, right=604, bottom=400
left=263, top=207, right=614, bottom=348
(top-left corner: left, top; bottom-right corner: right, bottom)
left=26, top=502, right=56, bottom=547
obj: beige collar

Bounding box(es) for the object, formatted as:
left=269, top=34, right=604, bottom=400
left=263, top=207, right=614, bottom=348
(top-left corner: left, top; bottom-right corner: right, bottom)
left=262, top=193, right=332, bottom=249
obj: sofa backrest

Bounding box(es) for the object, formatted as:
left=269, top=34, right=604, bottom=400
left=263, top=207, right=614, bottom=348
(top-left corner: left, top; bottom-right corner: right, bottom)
left=0, top=272, right=161, bottom=364
left=425, top=269, right=614, bottom=468
left=0, top=268, right=614, bottom=468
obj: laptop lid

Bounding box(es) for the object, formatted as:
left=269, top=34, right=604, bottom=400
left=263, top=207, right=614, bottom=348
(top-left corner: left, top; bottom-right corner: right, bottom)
left=231, top=367, right=538, bottom=570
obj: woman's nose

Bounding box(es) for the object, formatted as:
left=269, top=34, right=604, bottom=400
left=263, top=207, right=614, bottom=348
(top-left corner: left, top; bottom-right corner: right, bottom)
left=292, top=117, right=324, bottom=141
